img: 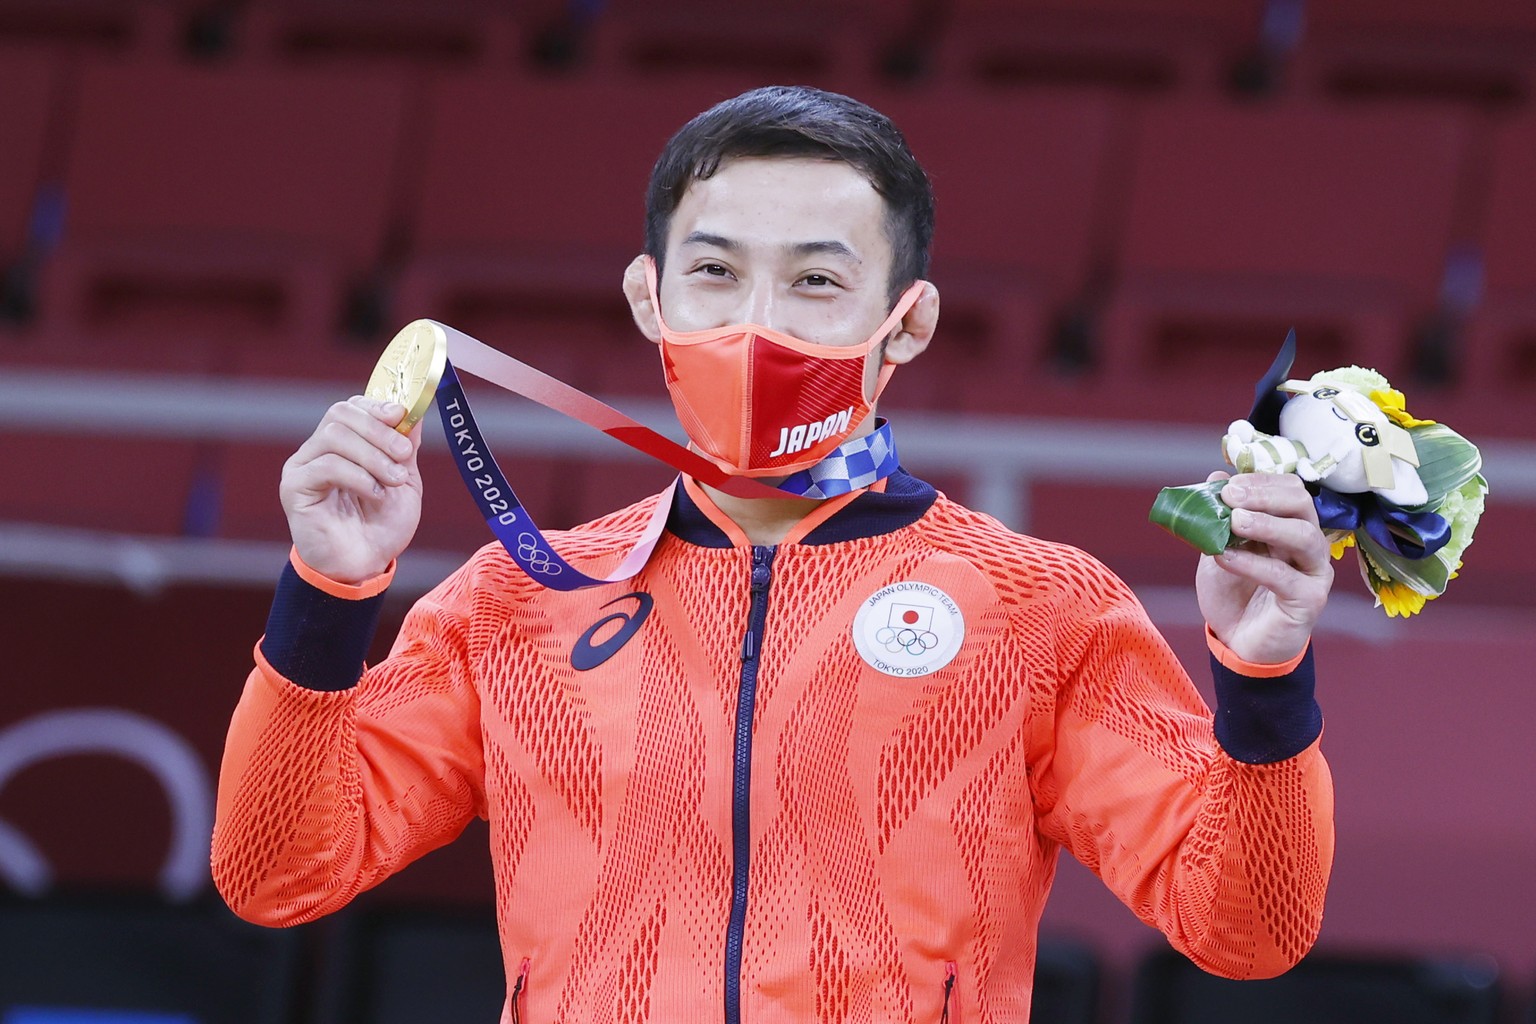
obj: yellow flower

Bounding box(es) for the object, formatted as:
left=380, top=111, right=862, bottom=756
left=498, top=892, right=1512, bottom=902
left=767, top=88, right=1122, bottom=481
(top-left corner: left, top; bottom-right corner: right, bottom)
left=1377, top=580, right=1433, bottom=617
left=1369, top=388, right=1436, bottom=429
left=1329, top=532, right=1356, bottom=560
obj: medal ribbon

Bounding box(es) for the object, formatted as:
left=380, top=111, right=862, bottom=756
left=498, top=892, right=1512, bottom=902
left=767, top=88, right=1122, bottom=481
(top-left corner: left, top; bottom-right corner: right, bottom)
left=430, top=323, right=899, bottom=589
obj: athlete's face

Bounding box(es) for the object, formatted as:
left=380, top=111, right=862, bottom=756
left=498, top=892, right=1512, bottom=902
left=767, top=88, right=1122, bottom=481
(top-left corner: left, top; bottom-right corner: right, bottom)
left=624, top=156, right=936, bottom=390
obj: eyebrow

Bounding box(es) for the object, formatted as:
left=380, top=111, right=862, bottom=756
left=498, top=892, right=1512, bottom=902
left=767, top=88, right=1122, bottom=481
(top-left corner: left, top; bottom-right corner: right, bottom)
left=679, top=231, right=862, bottom=264
left=680, top=231, right=739, bottom=251
left=790, top=239, right=862, bottom=263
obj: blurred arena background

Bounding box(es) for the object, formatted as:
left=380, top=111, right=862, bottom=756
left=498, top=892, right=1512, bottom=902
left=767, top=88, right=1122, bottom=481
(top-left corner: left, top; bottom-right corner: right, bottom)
left=0, top=0, right=1534, bottom=1021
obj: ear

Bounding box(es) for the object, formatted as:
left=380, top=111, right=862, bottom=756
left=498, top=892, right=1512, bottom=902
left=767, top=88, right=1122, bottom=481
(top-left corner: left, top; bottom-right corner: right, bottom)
left=623, top=255, right=662, bottom=343
left=882, top=281, right=939, bottom=365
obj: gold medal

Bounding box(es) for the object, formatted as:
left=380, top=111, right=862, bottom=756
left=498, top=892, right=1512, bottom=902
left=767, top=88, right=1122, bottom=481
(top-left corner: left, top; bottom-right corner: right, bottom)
left=365, top=319, right=448, bottom=433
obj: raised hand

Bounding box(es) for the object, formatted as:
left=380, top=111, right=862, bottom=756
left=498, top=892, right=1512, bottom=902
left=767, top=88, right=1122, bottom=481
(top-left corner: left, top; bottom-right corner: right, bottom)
left=1196, top=471, right=1334, bottom=665
left=280, top=396, right=423, bottom=584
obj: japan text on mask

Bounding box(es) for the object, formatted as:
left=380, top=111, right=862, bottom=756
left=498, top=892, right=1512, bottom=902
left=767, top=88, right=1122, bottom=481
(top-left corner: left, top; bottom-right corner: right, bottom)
left=644, top=257, right=925, bottom=477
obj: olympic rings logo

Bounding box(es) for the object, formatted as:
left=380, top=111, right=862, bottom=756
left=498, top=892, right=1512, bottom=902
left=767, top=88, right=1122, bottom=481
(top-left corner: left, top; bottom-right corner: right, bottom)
left=852, top=583, right=966, bottom=679
left=516, top=532, right=563, bottom=576
left=875, top=625, right=940, bottom=655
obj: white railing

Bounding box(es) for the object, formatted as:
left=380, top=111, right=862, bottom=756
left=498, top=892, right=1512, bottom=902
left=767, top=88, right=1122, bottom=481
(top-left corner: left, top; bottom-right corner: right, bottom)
left=2, top=365, right=1532, bottom=613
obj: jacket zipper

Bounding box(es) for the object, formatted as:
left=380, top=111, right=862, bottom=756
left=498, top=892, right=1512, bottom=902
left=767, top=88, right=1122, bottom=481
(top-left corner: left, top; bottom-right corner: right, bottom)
left=510, top=957, right=530, bottom=1024
left=940, top=961, right=960, bottom=1024
left=724, top=545, right=776, bottom=1024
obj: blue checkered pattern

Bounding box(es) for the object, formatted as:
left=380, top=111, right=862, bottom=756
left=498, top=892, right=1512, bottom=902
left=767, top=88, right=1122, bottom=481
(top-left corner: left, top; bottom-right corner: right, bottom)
left=777, top=419, right=899, bottom=499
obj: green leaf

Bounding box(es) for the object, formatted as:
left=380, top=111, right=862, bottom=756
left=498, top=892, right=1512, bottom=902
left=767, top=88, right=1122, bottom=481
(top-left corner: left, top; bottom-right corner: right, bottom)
left=1149, top=481, right=1233, bottom=556
left=1357, top=528, right=1451, bottom=596
left=1408, top=423, right=1482, bottom=508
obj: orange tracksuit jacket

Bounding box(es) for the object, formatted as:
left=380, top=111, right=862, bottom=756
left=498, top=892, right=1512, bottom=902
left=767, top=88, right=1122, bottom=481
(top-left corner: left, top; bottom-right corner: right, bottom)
left=213, top=471, right=1333, bottom=1024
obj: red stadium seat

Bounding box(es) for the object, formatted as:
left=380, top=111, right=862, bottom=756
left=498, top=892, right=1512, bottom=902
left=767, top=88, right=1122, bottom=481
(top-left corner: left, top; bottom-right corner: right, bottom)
left=39, top=61, right=411, bottom=350
left=1457, top=112, right=1536, bottom=436
left=931, top=0, right=1269, bottom=94
left=1098, top=99, right=1472, bottom=388
left=582, top=0, right=906, bottom=89
left=203, top=441, right=292, bottom=542
left=897, top=89, right=1121, bottom=303
left=392, top=75, right=715, bottom=350
left=237, top=0, right=519, bottom=69
left=229, top=337, right=382, bottom=388
left=1306, top=0, right=1536, bottom=38
left=1294, top=0, right=1536, bottom=106
left=0, top=430, right=204, bottom=534
left=1474, top=116, right=1536, bottom=303
left=0, top=334, right=220, bottom=375
left=575, top=330, right=668, bottom=399
left=0, top=47, right=57, bottom=269
left=871, top=87, right=1125, bottom=414
left=404, top=74, right=703, bottom=267
left=0, top=0, right=182, bottom=56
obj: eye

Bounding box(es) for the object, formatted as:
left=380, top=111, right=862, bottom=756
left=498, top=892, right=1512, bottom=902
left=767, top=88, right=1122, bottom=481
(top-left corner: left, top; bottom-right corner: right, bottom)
left=1355, top=423, right=1380, bottom=446
left=1313, top=387, right=1339, bottom=399
left=800, top=273, right=835, bottom=288
left=700, top=263, right=730, bottom=277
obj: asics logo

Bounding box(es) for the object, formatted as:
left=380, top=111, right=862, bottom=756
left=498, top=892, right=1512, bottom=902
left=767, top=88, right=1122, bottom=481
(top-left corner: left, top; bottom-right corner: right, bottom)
left=516, top=532, right=562, bottom=576
left=570, top=592, right=654, bottom=671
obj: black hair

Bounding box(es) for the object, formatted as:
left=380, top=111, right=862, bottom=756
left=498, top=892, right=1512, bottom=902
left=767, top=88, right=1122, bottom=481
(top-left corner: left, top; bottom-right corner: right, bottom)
left=645, top=85, right=934, bottom=303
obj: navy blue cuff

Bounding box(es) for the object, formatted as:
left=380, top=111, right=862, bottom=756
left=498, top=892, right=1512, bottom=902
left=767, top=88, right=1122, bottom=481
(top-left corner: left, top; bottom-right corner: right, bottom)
left=1210, top=646, right=1322, bottom=764
left=258, top=561, right=385, bottom=691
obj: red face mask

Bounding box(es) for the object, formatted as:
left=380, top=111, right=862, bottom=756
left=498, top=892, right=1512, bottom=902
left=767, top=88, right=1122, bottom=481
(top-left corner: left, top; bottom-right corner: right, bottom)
left=645, top=258, right=926, bottom=477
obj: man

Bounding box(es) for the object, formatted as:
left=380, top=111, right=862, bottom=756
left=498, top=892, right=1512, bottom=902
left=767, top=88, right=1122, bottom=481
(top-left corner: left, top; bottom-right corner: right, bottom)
left=213, top=86, right=1334, bottom=1023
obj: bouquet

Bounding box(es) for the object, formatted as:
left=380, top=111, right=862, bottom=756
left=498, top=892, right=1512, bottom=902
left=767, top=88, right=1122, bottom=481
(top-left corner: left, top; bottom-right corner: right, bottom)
left=1149, top=332, right=1487, bottom=617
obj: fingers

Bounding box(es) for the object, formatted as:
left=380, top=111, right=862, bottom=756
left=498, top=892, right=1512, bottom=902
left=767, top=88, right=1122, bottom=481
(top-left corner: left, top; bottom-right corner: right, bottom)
left=1214, top=541, right=1332, bottom=596
left=284, top=396, right=418, bottom=502
left=1216, top=473, right=1333, bottom=586
left=1220, top=472, right=1320, bottom=528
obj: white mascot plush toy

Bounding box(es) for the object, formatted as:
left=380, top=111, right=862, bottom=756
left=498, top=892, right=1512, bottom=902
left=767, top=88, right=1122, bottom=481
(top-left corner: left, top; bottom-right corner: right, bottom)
left=1223, top=377, right=1428, bottom=508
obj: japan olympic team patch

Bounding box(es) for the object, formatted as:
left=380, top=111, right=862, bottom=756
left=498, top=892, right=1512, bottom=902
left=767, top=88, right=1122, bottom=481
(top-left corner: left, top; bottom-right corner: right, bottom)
left=852, top=581, right=966, bottom=677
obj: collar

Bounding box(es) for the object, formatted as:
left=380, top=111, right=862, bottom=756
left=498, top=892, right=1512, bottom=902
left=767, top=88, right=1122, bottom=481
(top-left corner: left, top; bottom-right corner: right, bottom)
left=667, top=466, right=938, bottom=549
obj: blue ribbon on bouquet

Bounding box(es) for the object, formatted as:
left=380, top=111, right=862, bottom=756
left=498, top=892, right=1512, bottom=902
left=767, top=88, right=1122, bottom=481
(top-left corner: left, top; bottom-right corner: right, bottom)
left=1312, top=489, right=1451, bottom=561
